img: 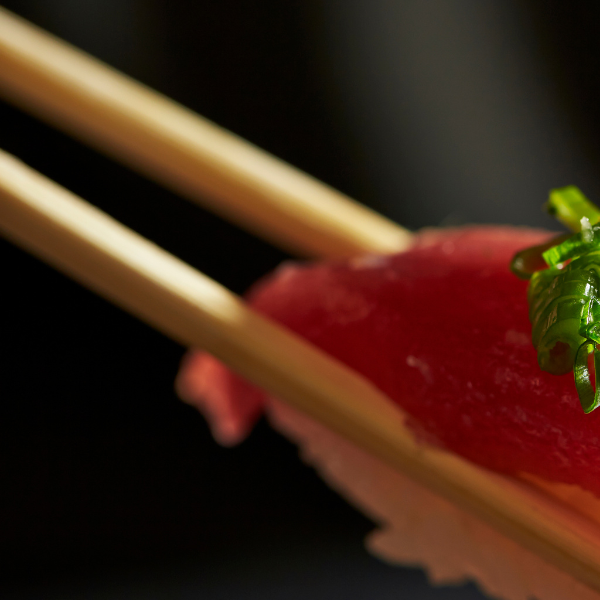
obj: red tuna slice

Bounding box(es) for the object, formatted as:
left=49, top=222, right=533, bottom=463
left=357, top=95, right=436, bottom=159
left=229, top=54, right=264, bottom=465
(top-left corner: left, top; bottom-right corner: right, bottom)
left=177, top=226, right=600, bottom=497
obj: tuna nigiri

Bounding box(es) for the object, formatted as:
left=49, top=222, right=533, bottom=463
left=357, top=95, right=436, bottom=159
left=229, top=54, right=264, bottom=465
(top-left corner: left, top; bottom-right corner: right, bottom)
left=177, top=225, right=600, bottom=600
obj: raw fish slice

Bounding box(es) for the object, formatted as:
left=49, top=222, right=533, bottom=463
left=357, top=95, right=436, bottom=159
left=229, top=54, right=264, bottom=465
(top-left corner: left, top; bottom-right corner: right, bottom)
left=177, top=351, right=264, bottom=447
left=179, top=226, right=600, bottom=495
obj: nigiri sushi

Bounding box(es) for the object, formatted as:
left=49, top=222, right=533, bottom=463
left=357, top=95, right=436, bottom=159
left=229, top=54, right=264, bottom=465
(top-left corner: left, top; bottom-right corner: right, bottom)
left=177, top=225, right=600, bottom=600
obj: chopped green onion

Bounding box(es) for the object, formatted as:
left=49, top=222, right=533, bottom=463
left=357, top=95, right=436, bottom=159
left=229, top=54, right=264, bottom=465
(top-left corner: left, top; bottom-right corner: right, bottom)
left=574, top=340, right=600, bottom=413
left=546, top=186, right=600, bottom=232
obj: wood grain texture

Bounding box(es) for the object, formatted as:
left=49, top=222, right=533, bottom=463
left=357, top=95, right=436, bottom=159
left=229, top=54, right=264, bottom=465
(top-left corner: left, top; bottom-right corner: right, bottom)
left=1, top=149, right=600, bottom=593
left=0, top=7, right=411, bottom=259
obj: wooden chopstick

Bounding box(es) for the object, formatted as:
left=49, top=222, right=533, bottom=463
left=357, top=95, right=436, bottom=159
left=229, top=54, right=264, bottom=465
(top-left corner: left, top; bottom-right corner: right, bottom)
left=2, top=149, right=600, bottom=593
left=0, top=7, right=411, bottom=260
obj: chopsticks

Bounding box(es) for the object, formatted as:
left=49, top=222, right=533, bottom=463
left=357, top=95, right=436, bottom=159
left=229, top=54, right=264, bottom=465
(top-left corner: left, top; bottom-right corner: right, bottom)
left=2, top=5, right=600, bottom=595
left=3, top=150, right=600, bottom=594
left=0, top=6, right=411, bottom=260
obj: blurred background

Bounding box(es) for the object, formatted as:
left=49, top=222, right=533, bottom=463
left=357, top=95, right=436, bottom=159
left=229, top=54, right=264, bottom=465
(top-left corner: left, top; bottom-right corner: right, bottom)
left=1, top=1, right=600, bottom=598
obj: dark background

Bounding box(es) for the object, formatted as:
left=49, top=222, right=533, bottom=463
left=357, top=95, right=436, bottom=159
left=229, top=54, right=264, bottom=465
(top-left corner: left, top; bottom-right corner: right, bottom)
left=1, top=1, right=600, bottom=598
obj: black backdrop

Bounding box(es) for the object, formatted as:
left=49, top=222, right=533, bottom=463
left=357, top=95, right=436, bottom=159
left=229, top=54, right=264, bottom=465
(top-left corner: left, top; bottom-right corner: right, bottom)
left=1, top=2, right=600, bottom=599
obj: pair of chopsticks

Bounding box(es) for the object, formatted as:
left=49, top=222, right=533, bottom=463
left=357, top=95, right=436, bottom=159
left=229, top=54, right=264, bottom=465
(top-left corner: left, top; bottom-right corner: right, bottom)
left=1, top=6, right=600, bottom=594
